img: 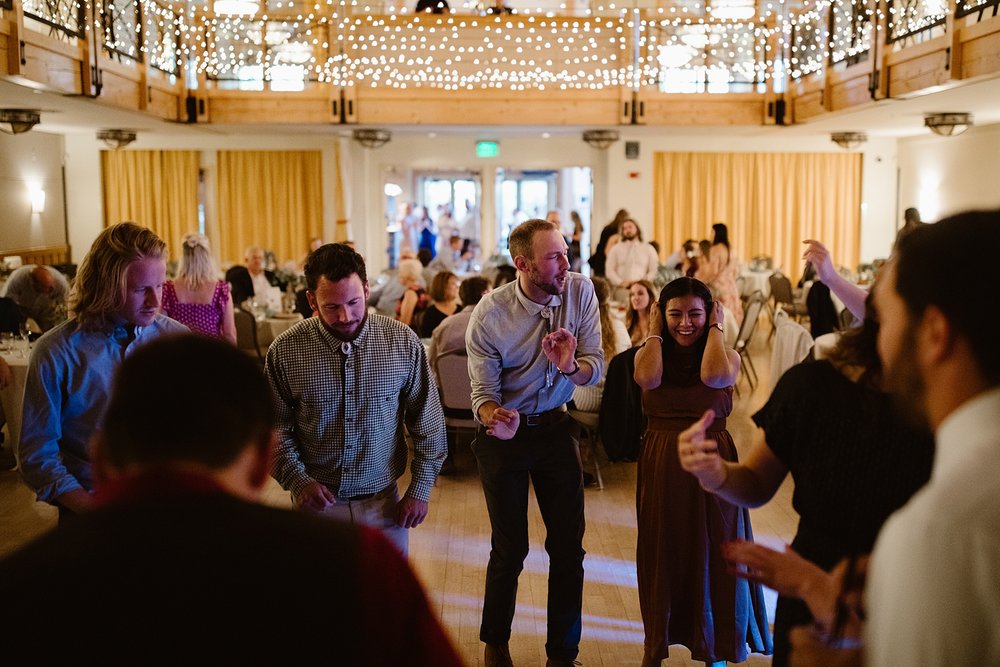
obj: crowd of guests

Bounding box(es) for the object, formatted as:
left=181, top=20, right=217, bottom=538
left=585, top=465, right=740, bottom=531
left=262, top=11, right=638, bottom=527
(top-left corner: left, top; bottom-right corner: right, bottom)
left=1, top=208, right=998, bottom=666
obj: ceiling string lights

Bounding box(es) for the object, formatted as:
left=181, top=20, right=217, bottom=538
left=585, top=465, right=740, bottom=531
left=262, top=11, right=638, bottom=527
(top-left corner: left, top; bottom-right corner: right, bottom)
left=58, top=0, right=945, bottom=101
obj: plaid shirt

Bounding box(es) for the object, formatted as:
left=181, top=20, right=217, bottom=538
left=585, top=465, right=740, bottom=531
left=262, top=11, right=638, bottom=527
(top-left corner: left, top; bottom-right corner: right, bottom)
left=266, top=314, right=446, bottom=502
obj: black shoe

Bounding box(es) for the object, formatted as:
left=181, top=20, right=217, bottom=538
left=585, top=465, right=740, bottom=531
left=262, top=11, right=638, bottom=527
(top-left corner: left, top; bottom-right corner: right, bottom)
left=485, top=643, right=514, bottom=667
left=583, top=471, right=596, bottom=487
left=0, top=447, right=16, bottom=471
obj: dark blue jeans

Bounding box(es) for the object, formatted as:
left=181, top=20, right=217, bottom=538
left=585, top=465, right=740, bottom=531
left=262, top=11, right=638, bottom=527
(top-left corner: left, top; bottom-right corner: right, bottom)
left=473, top=416, right=586, bottom=661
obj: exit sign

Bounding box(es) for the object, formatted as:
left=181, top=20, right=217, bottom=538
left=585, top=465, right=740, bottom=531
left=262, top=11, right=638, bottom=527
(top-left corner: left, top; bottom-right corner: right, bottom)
left=476, top=140, right=500, bottom=158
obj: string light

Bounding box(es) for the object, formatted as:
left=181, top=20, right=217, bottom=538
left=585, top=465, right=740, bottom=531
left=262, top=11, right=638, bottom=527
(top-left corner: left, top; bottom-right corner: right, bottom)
left=17, top=0, right=954, bottom=93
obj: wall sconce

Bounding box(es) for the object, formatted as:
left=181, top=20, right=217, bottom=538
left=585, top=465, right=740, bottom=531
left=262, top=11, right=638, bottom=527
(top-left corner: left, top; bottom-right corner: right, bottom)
left=831, top=132, right=867, bottom=149
left=29, top=186, right=46, bottom=214
left=924, top=112, right=972, bottom=136
left=0, top=109, right=41, bottom=135
left=582, top=130, right=620, bottom=149
left=97, top=129, right=137, bottom=149
left=353, top=129, right=392, bottom=149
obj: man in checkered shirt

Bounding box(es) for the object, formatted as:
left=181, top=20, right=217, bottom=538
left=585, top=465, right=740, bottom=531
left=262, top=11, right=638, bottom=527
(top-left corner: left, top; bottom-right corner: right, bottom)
left=266, top=243, right=447, bottom=556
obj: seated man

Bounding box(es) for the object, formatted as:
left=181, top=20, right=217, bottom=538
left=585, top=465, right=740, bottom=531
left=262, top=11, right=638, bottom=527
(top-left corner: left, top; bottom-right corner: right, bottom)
left=225, top=245, right=284, bottom=307
left=0, top=335, right=462, bottom=664
left=1, top=264, right=70, bottom=332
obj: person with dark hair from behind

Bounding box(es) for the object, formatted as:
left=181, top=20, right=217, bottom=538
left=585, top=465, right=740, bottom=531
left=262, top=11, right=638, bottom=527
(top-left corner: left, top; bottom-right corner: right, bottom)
left=267, top=243, right=447, bottom=556
left=492, top=264, right=517, bottom=288
left=17, top=222, right=189, bottom=518
left=893, top=206, right=923, bottom=248
left=0, top=335, right=462, bottom=665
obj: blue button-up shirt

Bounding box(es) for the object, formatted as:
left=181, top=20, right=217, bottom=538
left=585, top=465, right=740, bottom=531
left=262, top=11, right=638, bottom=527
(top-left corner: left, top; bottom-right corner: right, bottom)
left=467, top=273, right=603, bottom=419
left=17, top=314, right=189, bottom=503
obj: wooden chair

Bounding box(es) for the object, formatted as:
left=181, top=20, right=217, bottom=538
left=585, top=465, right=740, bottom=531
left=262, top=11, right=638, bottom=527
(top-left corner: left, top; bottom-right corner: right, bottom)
left=768, top=271, right=808, bottom=340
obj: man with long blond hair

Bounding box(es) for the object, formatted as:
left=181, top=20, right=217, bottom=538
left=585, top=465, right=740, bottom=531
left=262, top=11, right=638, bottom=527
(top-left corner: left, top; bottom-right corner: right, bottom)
left=17, top=222, right=188, bottom=520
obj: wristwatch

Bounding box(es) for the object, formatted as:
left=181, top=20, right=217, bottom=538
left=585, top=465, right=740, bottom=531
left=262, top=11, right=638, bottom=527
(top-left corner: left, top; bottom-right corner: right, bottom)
left=558, top=360, right=582, bottom=376
left=710, top=322, right=724, bottom=334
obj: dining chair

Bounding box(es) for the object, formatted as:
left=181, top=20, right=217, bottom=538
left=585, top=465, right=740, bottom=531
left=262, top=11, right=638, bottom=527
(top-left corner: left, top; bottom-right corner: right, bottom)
left=567, top=408, right=603, bottom=490
left=768, top=271, right=807, bottom=340
left=433, top=351, right=478, bottom=470
left=734, top=290, right=767, bottom=397
left=233, top=307, right=265, bottom=364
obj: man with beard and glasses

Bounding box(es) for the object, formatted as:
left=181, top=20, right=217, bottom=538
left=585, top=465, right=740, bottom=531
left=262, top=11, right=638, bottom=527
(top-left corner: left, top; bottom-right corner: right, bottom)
left=605, top=218, right=660, bottom=303
left=466, top=219, right=604, bottom=666
left=265, top=243, right=447, bottom=556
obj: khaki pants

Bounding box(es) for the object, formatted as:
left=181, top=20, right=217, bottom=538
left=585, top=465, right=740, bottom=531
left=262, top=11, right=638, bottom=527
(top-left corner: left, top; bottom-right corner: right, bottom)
left=318, top=484, right=408, bottom=557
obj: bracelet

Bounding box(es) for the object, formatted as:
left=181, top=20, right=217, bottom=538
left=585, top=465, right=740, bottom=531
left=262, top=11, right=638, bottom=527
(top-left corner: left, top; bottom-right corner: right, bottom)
left=710, top=322, right=724, bottom=334
left=644, top=335, right=663, bottom=344
left=558, top=359, right=582, bottom=376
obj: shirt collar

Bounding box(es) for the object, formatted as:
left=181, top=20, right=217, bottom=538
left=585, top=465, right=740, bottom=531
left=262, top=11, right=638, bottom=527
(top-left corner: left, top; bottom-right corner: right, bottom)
left=933, top=386, right=1000, bottom=482
left=513, top=277, right=563, bottom=316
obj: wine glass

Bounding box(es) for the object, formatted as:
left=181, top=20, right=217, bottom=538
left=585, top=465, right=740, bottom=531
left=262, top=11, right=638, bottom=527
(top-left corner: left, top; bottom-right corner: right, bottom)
left=18, top=322, right=30, bottom=358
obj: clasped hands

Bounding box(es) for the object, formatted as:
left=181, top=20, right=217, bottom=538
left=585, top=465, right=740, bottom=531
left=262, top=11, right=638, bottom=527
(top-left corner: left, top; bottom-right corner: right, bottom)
left=295, top=480, right=428, bottom=528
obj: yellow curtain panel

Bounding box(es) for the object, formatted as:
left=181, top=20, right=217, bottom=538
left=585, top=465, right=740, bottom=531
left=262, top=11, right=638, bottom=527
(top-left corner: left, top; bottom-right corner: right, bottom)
left=652, top=152, right=863, bottom=282
left=101, top=150, right=200, bottom=257
left=216, top=150, right=324, bottom=266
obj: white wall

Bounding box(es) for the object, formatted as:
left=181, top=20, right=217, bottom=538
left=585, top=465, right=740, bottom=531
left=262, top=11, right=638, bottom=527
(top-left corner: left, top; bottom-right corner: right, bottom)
left=898, top=123, right=1000, bottom=223
left=0, top=131, right=66, bottom=252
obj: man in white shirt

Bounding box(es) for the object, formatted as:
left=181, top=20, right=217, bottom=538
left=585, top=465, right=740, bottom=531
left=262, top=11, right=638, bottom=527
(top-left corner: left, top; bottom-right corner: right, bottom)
left=604, top=218, right=659, bottom=302
left=866, top=208, right=1000, bottom=666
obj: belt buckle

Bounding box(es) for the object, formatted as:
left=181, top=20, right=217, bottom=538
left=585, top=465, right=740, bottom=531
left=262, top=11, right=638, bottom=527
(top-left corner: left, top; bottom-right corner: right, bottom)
left=524, top=412, right=542, bottom=427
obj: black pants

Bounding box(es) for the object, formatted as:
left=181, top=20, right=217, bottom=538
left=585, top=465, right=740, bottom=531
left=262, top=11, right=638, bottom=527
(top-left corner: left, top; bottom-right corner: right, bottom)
left=473, top=416, right=586, bottom=661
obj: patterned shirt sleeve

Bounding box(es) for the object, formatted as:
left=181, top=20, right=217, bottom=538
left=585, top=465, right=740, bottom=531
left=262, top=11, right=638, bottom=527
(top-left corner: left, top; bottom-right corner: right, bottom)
left=400, top=336, right=447, bottom=501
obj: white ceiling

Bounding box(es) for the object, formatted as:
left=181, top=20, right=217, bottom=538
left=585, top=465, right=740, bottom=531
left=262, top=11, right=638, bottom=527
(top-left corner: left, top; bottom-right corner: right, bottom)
left=2, top=72, right=999, bottom=140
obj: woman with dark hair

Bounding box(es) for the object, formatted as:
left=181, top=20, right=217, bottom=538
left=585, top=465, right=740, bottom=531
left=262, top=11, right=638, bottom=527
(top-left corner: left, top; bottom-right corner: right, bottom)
left=698, top=222, right=743, bottom=326
left=678, top=292, right=934, bottom=666
left=418, top=271, right=460, bottom=338
left=625, top=279, right=656, bottom=347
left=633, top=277, right=771, bottom=667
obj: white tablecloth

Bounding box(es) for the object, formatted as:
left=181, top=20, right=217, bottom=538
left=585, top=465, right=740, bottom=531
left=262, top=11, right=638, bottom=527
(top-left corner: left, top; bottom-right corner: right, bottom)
left=739, top=270, right=773, bottom=300
left=0, top=350, right=30, bottom=452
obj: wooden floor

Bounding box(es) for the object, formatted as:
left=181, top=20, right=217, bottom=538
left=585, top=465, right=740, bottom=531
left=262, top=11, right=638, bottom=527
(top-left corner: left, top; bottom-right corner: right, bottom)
left=0, top=327, right=796, bottom=666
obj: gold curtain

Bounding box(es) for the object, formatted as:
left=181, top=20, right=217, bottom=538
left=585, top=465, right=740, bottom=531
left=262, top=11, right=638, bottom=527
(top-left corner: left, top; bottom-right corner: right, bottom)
left=216, top=150, right=323, bottom=265
left=652, top=152, right=862, bottom=282
left=101, top=150, right=200, bottom=256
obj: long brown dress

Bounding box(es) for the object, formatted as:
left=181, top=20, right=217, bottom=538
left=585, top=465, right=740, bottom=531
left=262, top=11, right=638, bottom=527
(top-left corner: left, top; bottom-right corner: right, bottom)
left=636, top=347, right=772, bottom=663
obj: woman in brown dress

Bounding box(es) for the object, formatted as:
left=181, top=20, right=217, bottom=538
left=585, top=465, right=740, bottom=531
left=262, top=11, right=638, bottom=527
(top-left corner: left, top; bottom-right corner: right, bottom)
left=633, top=277, right=771, bottom=666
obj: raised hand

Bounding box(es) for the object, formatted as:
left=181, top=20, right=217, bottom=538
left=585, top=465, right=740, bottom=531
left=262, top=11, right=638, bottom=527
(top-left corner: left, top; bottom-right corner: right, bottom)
left=541, top=327, right=577, bottom=372
left=802, top=239, right=837, bottom=283
left=678, top=409, right=726, bottom=491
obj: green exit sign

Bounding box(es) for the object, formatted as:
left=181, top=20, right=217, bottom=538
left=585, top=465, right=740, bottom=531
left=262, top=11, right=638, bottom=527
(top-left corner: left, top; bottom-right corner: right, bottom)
left=476, top=140, right=500, bottom=158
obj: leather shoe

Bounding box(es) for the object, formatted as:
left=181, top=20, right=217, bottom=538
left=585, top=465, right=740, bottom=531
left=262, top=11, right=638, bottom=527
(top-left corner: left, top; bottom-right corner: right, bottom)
left=545, top=659, right=581, bottom=666
left=484, top=643, right=514, bottom=667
